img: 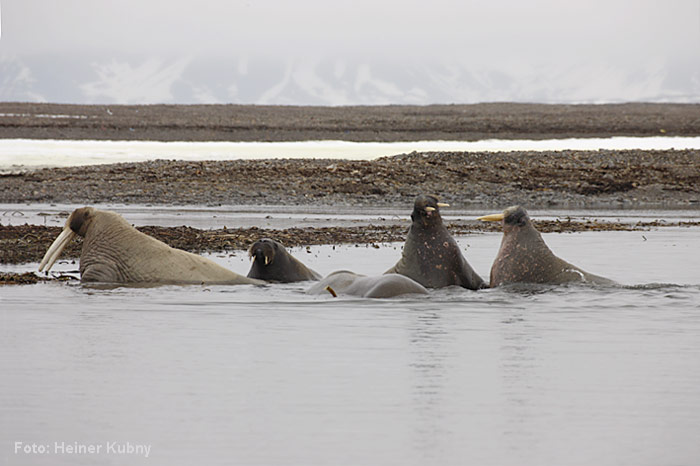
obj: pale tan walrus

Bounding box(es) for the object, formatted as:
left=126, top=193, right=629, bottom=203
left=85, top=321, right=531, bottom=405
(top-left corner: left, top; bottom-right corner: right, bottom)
left=39, top=207, right=263, bottom=285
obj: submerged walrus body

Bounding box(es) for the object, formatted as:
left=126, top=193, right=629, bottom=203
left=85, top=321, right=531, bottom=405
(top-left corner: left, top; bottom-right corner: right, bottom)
left=39, top=207, right=263, bottom=285
left=247, top=238, right=321, bottom=283
left=307, top=271, right=428, bottom=299
left=386, top=194, right=486, bottom=290
left=479, top=206, right=615, bottom=287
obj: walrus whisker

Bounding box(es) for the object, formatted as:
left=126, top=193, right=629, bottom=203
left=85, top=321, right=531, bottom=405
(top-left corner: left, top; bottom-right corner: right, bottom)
left=39, top=227, right=76, bottom=272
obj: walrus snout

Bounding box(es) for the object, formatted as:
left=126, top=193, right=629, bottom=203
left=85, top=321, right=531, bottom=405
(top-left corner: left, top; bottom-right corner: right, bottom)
left=413, top=194, right=449, bottom=223
left=248, top=239, right=278, bottom=266
left=478, top=205, right=529, bottom=231
left=251, top=248, right=272, bottom=265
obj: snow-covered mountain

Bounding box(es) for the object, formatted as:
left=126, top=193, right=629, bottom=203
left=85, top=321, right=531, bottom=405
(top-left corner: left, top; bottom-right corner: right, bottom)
left=2, top=53, right=699, bottom=105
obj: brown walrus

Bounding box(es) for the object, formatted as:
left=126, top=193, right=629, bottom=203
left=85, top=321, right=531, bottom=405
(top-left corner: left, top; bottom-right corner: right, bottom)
left=386, top=194, right=486, bottom=289
left=246, top=238, right=321, bottom=283
left=39, top=207, right=263, bottom=285
left=478, top=205, right=616, bottom=286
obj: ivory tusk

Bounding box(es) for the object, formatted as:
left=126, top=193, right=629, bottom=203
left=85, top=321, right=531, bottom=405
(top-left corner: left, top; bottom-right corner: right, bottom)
left=477, top=213, right=505, bottom=222
left=38, top=228, right=76, bottom=272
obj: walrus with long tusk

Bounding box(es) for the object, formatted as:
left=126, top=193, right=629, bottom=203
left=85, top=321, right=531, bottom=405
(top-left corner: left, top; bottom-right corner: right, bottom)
left=478, top=205, right=615, bottom=286
left=307, top=271, right=428, bottom=298
left=385, top=194, right=486, bottom=290
left=246, top=238, right=321, bottom=283
left=39, top=207, right=264, bottom=285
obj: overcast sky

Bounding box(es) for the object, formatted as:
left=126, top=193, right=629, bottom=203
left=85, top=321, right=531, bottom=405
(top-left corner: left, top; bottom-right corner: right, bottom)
left=1, top=0, right=699, bottom=104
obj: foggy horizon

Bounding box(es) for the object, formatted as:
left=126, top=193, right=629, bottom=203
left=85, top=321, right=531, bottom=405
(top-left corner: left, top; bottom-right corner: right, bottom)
left=1, top=0, right=699, bottom=105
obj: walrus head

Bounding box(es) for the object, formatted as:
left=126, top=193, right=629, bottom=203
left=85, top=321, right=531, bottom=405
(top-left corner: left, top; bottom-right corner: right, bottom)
left=68, top=206, right=96, bottom=237
left=411, top=194, right=450, bottom=227
left=477, top=205, right=531, bottom=234
left=38, top=206, right=96, bottom=272
left=248, top=238, right=281, bottom=266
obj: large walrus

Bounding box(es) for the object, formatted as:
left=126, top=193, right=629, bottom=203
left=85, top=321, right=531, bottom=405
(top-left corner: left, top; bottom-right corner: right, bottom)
left=247, top=238, right=321, bottom=282
left=478, top=205, right=615, bottom=286
left=307, top=271, right=428, bottom=298
left=39, top=207, right=263, bottom=285
left=385, top=194, right=486, bottom=290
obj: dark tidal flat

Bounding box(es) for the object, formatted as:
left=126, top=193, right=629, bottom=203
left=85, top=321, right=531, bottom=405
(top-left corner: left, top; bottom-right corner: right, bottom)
left=2, top=102, right=700, bottom=141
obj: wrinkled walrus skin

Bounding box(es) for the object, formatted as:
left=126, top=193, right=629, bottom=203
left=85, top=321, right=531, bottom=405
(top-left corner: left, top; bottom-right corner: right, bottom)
left=479, top=206, right=616, bottom=287
left=307, top=271, right=428, bottom=298
left=386, top=194, right=486, bottom=290
left=39, top=207, right=263, bottom=285
left=247, top=238, right=321, bottom=283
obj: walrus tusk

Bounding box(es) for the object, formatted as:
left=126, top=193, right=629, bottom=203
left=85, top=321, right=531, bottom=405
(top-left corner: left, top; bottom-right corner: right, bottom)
left=477, top=213, right=505, bottom=222
left=38, top=227, right=76, bottom=272
left=425, top=206, right=436, bottom=212
left=437, top=202, right=450, bottom=207
left=264, top=256, right=269, bottom=265
left=325, top=285, right=338, bottom=297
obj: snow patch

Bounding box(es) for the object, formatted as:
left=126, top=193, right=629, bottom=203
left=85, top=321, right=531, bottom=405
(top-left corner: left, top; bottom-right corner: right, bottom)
left=81, top=58, right=191, bottom=104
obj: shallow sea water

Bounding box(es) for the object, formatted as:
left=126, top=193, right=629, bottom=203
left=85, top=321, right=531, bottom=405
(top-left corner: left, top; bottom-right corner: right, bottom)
left=2, top=208, right=700, bottom=465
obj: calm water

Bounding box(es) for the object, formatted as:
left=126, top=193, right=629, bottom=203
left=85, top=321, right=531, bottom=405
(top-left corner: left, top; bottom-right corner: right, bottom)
left=2, top=213, right=700, bottom=465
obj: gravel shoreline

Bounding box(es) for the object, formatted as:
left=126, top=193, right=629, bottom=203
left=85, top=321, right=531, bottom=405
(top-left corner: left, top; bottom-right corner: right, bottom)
left=2, top=150, right=699, bottom=208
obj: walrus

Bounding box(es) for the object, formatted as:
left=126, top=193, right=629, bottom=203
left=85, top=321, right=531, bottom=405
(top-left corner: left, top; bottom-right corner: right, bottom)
left=307, top=271, right=428, bottom=298
left=478, top=205, right=616, bottom=286
left=39, top=207, right=263, bottom=285
left=246, top=238, right=321, bottom=283
left=385, top=194, right=486, bottom=290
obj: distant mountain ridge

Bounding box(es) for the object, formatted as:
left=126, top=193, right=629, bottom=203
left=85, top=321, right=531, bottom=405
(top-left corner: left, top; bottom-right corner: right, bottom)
left=2, top=54, right=699, bottom=105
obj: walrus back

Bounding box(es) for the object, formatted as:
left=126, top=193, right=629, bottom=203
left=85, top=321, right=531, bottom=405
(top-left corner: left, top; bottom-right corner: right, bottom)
left=81, top=210, right=259, bottom=284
